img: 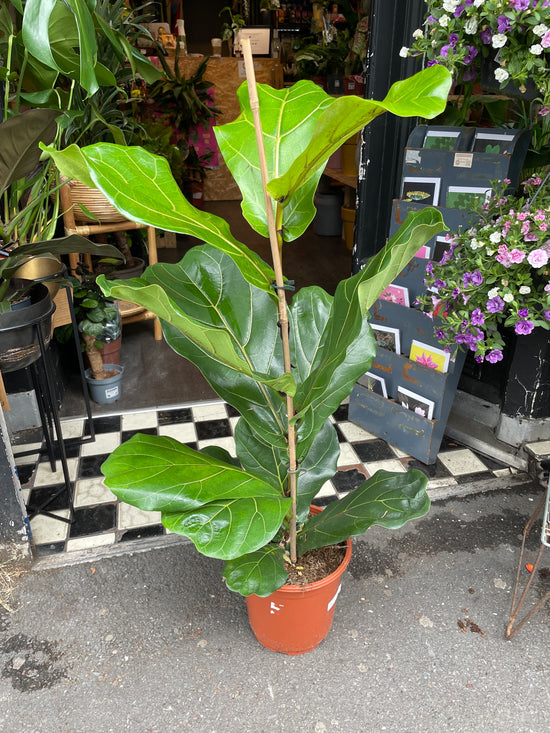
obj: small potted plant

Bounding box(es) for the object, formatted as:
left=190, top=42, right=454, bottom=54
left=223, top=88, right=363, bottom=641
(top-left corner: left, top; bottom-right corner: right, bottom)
left=417, top=173, right=550, bottom=364
left=71, top=274, right=124, bottom=404
left=49, top=62, right=451, bottom=654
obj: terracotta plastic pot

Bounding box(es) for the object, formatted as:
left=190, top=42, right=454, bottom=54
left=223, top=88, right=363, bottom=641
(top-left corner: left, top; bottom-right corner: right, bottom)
left=245, top=506, right=352, bottom=655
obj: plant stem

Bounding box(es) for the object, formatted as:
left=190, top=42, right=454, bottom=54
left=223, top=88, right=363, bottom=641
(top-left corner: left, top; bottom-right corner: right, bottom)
left=242, top=40, right=298, bottom=563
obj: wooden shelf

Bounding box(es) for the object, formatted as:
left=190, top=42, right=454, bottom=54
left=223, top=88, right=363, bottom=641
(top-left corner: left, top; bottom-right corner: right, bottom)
left=324, top=167, right=357, bottom=188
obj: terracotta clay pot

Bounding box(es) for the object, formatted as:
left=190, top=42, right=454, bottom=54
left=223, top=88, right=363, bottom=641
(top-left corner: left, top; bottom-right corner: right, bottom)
left=245, top=506, right=352, bottom=655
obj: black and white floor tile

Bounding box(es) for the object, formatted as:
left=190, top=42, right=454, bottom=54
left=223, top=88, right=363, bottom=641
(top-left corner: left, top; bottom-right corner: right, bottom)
left=13, top=400, right=526, bottom=558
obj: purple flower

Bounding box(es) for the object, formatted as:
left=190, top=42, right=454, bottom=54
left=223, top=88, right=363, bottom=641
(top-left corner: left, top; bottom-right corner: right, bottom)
left=480, top=28, right=493, bottom=45
left=433, top=279, right=446, bottom=289
left=440, top=45, right=453, bottom=58
left=449, top=33, right=459, bottom=46
left=497, top=15, right=511, bottom=32
left=510, top=0, right=529, bottom=8
left=454, top=5, right=465, bottom=17
left=544, top=310, right=550, bottom=321
left=471, top=308, right=485, bottom=326
left=463, top=270, right=483, bottom=287
left=515, top=320, right=535, bottom=335
left=487, top=296, right=505, bottom=313
left=518, top=308, right=529, bottom=318
left=475, top=355, right=484, bottom=363
left=486, top=349, right=503, bottom=363
left=425, top=262, right=434, bottom=276
left=464, top=45, right=478, bottom=65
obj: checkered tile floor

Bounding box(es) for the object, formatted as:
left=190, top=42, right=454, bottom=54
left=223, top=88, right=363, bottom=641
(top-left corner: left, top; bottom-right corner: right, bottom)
left=13, top=400, right=524, bottom=558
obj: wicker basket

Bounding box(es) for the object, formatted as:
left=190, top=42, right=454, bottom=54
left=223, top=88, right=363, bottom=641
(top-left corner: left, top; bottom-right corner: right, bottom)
left=61, top=178, right=127, bottom=224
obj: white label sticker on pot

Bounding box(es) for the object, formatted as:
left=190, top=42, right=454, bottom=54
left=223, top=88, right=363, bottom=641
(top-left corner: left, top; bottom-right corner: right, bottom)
left=105, top=387, right=119, bottom=399
left=327, top=584, right=342, bottom=612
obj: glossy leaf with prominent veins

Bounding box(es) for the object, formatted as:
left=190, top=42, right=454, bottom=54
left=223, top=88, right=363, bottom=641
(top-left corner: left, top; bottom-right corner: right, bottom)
left=223, top=545, right=288, bottom=597
left=291, top=208, right=447, bottom=457
left=267, top=66, right=452, bottom=207
left=101, top=433, right=291, bottom=560
left=162, top=497, right=290, bottom=560
left=296, top=470, right=430, bottom=555
left=44, top=143, right=277, bottom=297
left=215, top=81, right=333, bottom=241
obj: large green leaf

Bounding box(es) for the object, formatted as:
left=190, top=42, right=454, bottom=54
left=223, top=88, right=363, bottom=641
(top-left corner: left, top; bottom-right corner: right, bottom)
left=162, top=496, right=290, bottom=560
left=292, top=207, right=446, bottom=457
left=0, top=109, right=58, bottom=194
left=98, top=247, right=294, bottom=419
left=45, top=143, right=277, bottom=297
left=22, top=0, right=99, bottom=95
left=216, top=66, right=451, bottom=241
left=102, top=433, right=291, bottom=560
left=101, top=433, right=283, bottom=512
left=267, top=66, right=452, bottom=207
left=296, top=469, right=430, bottom=555
left=223, top=545, right=288, bottom=597
left=235, top=413, right=340, bottom=519
left=214, top=81, right=333, bottom=241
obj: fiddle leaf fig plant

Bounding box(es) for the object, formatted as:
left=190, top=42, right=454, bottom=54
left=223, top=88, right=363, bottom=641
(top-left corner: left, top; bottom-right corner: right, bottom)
left=47, top=65, right=452, bottom=597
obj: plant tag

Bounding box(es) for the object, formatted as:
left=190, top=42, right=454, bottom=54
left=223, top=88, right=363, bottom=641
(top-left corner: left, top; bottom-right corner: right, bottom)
left=105, top=386, right=119, bottom=399
left=453, top=153, right=473, bottom=169
left=327, top=584, right=342, bottom=611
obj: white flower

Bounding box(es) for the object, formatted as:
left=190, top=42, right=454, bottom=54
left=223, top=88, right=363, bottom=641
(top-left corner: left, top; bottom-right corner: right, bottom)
left=486, top=248, right=495, bottom=256
left=530, top=44, right=543, bottom=55
left=399, top=46, right=409, bottom=57
left=494, top=67, right=510, bottom=83
left=473, top=0, right=484, bottom=6
left=533, top=24, right=548, bottom=37
left=443, top=0, right=460, bottom=11
left=492, top=34, right=507, bottom=49
left=503, top=293, right=514, bottom=303
left=488, top=287, right=499, bottom=299
left=501, top=279, right=509, bottom=287
left=413, top=28, right=424, bottom=39
left=519, top=286, right=531, bottom=295
left=470, top=238, right=481, bottom=249
left=439, top=14, right=450, bottom=27
left=490, top=231, right=502, bottom=244
left=465, top=18, right=478, bottom=34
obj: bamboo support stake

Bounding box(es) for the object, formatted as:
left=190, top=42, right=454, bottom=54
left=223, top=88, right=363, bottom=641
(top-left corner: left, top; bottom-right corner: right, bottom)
left=241, top=39, right=298, bottom=563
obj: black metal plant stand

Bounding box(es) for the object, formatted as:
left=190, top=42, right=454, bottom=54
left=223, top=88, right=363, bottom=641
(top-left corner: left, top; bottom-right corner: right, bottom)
left=5, top=286, right=96, bottom=524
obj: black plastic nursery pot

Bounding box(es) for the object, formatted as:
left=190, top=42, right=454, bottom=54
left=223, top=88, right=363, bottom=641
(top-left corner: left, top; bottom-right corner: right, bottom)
left=0, top=281, right=54, bottom=373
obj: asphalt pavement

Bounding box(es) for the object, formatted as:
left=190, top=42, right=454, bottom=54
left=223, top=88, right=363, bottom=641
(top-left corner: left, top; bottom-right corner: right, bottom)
left=2, top=478, right=550, bottom=733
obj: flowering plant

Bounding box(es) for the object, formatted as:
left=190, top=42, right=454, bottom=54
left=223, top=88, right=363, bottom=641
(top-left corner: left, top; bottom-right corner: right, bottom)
left=402, top=0, right=550, bottom=107
left=417, top=174, right=550, bottom=363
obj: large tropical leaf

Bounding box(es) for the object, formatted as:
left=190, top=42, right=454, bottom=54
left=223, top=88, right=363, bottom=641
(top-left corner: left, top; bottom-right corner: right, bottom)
left=102, top=433, right=291, bottom=560
left=0, top=109, right=58, bottom=194
left=267, top=65, right=452, bottom=206
left=214, top=66, right=451, bottom=240
left=45, top=143, right=277, bottom=297
left=235, top=416, right=340, bottom=519
left=223, top=545, right=288, bottom=597
left=292, top=207, right=447, bottom=457
left=296, top=470, right=430, bottom=555
left=214, top=81, right=333, bottom=241
left=162, top=496, right=290, bottom=560
left=22, top=0, right=100, bottom=95
left=98, top=247, right=293, bottom=435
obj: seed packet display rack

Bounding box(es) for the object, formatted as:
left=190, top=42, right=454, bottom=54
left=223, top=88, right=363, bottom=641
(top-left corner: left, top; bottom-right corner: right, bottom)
left=349, top=125, right=530, bottom=464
